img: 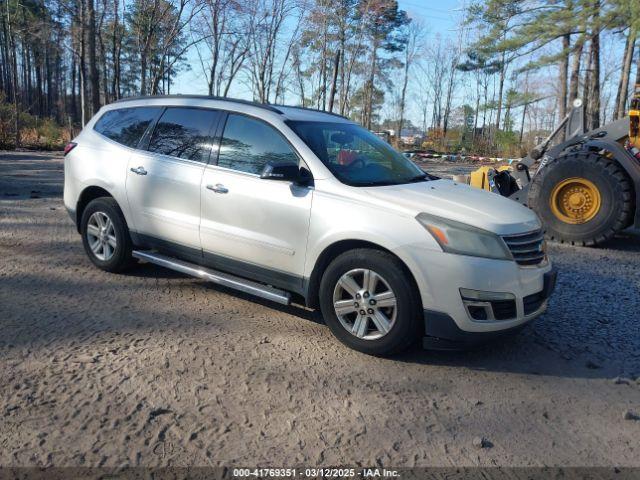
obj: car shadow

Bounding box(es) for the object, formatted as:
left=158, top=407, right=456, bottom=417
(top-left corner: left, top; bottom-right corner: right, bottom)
left=80, top=255, right=640, bottom=380
left=123, top=262, right=322, bottom=325
left=1, top=261, right=636, bottom=380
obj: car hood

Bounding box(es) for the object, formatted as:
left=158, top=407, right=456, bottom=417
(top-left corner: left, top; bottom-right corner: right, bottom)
left=362, top=179, right=541, bottom=236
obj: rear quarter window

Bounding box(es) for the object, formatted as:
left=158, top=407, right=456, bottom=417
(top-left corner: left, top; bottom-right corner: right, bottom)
left=93, top=107, right=161, bottom=148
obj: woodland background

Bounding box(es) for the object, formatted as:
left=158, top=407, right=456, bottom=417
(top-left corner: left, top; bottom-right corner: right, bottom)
left=0, top=0, right=638, bottom=155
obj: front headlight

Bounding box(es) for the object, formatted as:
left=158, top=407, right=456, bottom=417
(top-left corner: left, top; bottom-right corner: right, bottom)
left=416, top=212, right=513, bottom=260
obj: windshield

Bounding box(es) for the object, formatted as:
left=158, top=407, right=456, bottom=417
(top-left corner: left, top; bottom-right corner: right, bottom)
left=286, top=120, right=428, bottom=186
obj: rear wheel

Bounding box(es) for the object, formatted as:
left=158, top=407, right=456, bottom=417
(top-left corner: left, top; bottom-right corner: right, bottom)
left=80, top=197, right=135, bottom=272
left=528, top=152, right=634, bottom=246
left=319, top=248, right=421, bottom=356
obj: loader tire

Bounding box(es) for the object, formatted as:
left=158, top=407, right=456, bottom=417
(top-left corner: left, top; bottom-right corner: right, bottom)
left=528, top=151, right=634, bottom=247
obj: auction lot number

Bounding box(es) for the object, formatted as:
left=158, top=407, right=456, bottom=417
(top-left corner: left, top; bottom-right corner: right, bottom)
left=233, top=468, right=400, bottom=478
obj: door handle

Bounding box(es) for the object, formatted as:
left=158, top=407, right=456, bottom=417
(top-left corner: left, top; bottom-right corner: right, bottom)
left=206, top=183, right=229, bottom=194
left=130, top=166, right=147, bottom=175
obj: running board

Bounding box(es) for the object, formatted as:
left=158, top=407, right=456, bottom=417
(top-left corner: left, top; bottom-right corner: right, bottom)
left=132, top=250, right=291, bottom=305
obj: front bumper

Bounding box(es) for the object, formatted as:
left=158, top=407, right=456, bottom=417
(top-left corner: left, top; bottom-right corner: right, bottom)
left=422, top=267, right=557, bottom=350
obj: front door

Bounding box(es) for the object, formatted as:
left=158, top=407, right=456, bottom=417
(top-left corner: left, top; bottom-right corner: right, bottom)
left=126, top=106, right=222, bottom=251
left=200, top=113, right=313, bottom=292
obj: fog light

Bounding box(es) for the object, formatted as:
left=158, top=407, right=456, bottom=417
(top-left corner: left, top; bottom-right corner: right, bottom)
left=460, top=288, right=517, bottom=322
left=467, top=305, right=489, bottom=321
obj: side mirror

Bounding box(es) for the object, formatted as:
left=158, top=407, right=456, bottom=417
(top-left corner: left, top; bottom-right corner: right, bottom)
left=260, top=161, right=300, bottom=182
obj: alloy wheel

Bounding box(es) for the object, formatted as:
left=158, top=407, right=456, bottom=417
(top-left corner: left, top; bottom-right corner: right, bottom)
left=332, top=268, right=398, bottom=340
left=86, top=211, right=117, bottom=261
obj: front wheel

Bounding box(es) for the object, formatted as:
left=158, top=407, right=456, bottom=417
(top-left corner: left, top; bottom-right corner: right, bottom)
left=528, top=152, right=634, bottom=246
left=319, top=249, right=421, bottom=355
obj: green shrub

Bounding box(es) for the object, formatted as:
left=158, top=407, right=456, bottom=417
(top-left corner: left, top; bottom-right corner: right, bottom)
left=0, top=94, right=69, bottom=150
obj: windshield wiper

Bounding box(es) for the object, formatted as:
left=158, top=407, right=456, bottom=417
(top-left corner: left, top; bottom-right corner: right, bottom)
left=354, top=176, right=427, bottom=187
left=356, top=180, right=395, bottom=187
left=405, top=173, right=429, bottom=183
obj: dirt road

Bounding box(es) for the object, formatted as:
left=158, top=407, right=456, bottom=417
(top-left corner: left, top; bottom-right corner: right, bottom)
left=1, top=151, right=639, bottom=468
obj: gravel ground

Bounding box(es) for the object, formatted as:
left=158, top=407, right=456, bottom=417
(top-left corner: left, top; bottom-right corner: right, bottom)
left=1, top=151, right=639, bottom=468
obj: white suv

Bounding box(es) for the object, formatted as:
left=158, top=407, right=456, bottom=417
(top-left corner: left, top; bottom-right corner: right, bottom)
left=63, top=95, right=556, bottom=355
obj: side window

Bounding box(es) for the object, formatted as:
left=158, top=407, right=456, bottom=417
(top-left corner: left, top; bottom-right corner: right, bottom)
left=94, top=107, right=161, bottom=148
left=147, top=107, right=220, bottom=163
left=217, top=114, right=298, bottom=175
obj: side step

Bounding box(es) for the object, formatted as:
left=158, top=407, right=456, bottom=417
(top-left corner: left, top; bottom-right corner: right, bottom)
left=132, top=250, right=291, bottom=305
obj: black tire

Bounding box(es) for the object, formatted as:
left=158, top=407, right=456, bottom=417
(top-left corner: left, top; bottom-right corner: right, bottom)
left=528, top=152, right=634, bottom=246
left=80, top=197, right=135, bottom=272
left=319, top=248, right=421, bottom=356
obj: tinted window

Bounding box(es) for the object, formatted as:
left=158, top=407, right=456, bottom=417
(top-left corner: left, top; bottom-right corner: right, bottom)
left=287, top=121, right=426, bottom=186
left=94, top=107, right=160, bottom=148
left=147, top=107, right=220, bottom=163
left=217, top=114, right=298, bottom=174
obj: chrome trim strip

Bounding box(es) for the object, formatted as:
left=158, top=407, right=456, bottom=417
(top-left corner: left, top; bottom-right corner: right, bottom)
left=508, top=245, right=543, bottom=253
left=204, top=163, right=261, bottom=178
left=512, top=252, right=546, bottom=261
left=501, top=229, right=543, bottom=238
left=502, top=234, right=545, bottom=246
left=132, top=250, right=291, bottom=305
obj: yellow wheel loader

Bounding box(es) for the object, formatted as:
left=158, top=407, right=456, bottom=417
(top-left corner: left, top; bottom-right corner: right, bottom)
left=463, top=88, right=640, bottom=246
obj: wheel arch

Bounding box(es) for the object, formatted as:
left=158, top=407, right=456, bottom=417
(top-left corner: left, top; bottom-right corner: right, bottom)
left=303, top=239, right=421, bottom=311
left=75, top=186, right=114, bottom=232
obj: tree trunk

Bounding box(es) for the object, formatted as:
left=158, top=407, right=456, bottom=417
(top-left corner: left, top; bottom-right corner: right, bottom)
left=80, top=0, right=88, bottom=125
left=568, top=35, right=585, bottom=102
left=6, top=0, right=20, bottom=146
left=327, top=50, right=340, bottom=113
left=87, top=0, right=100, bottom=114
left=443, top=61, right=457, bottom=136
left=614, top=30, right=635, bottom=119
left=636, top=37, right=640, bottom=85
left=140, top=53, right=147, bottom=95
left=559, top=33, right=570, bottom=120
left=46, top=47, right=54, bottom=117
left=71, top=52, right=77, bottom=122
left=495, top=51, right=506, bottom=131
left=519, top=102, right=527, bottom=145
left=396, top=52, right=410, bottom=148
left=588, top=5, right=600, bottom=130
left=319, top=11, right=328, bottom=110
left=97, top=0, right=109, bottom=104
left=583, top=39, right=592, bottom=130
left=364, top=40, right=378, bottom=130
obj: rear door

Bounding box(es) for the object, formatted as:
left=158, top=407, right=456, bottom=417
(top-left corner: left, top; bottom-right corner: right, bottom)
left=126, top=106, right=222, bottom=253
left=199, top=113, right=313, bottom=292
left=90, top=106, right=162, bottom=228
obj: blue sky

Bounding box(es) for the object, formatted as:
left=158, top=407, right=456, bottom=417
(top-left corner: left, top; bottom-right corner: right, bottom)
left=171, top=0, right=463, bottom=114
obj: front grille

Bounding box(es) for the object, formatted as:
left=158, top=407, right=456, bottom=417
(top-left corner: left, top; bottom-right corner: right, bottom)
left=523, top=290, right=547, bottom=315
left=502, top=230, right=546, bottom=266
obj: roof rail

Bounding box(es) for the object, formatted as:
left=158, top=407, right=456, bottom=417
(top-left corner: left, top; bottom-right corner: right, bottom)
left=271, top=104, right=350, bottom=120
left=112, top=95, right=284, bottom=114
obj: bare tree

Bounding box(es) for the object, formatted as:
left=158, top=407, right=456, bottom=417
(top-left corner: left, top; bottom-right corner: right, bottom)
left=418, top=35, right=448, bottom=131
left=245, top=0, right=297, bottom=103
left=395, top=19, right=424, bottom=147
left=614, top=29, right=636, bottom=119
left=194, top=0, right=249, bottom=97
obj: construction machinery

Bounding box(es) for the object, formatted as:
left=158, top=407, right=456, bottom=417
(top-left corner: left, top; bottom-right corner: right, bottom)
left=462, top=87, right=640, bottom=246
